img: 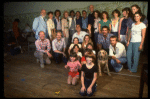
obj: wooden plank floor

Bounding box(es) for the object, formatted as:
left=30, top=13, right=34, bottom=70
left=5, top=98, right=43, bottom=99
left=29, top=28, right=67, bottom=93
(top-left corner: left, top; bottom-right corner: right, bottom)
left=4, top=51, right=148, bottom=98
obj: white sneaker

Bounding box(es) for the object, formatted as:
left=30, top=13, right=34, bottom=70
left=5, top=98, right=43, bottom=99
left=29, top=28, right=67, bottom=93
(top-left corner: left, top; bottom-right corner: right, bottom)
left=119, top=65, right=123, bottom=72
left=40, top=64, right=44, bottom=68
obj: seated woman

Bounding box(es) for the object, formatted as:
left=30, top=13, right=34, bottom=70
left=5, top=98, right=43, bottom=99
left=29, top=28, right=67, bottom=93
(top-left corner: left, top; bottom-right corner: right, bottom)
left=82, top=35, right=93, bottom=52
left=68, top=37, right=82, bottom=55
left=70, top=44, right=82, bottom=62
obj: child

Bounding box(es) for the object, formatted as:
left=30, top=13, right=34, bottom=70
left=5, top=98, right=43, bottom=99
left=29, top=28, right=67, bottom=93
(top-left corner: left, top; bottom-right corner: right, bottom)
left=81, top=49, right=95, bottom=65
left=79, top=54, right=97, bottom=97
left=65, top=52, right=82, bottom=85
left=70, top=44, right=82, bottom=62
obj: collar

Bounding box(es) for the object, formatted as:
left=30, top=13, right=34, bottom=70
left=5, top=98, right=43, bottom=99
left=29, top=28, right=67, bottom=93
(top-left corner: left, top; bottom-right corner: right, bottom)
left=39, top=38, right=46, bottom=42
left=56, top=38, right=62, bottom=42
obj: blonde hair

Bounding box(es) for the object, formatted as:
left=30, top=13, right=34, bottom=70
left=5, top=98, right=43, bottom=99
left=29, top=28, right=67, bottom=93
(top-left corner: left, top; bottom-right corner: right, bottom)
left=63, top=11, right=69, bottom=18
left=82, top=35, right=93, bottom=47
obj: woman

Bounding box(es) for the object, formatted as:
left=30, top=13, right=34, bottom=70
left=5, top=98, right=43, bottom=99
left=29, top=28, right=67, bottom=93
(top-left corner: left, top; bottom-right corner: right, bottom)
left=68, top=37, right=81, bottom=55
left=62, top=11, right=69, bottom=46
left=93, top=10, right=101, bottom=46
left=82, top=35, right=93, bottom=51
left=126, top=4, right=148, bottom=42
left=98, top=11, right=111, bottom=34
left=47, top=11, right=55, bottom=41
left=79, top=54, right=97, bottom=97
left=118, top=7, right=132, bottom=47
left=126, top=12, right=146, bottom=73
left=111, top=9, right=121, bottom=37
left=54, top=10, right=62, bottom=32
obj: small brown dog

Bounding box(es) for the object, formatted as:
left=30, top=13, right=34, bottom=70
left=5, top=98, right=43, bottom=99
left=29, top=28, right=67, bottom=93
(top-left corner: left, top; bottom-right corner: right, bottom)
left=97, top=49, right=111, bottom=76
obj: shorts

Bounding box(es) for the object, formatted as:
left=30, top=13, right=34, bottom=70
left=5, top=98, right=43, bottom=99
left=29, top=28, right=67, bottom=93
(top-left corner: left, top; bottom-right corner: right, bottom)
left=68, top=71, right=79, bottom=78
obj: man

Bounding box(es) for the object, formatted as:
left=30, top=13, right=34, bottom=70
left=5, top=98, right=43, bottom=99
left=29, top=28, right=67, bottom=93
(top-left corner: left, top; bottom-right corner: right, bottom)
left=82, top=10, right=88, bottom=32
left=75, top=11, right=82, bottom=29
left=68, top=10, right=76, bottom=45
left=34, top=31, right=52, bottom=68
left=97, top=26, right=113, bottom=54
left=109, top=36, right=127, bottom=72
left=32, top=9, right=48, bottom=39
left=72, top=24, right=88, bottom=44
left=88, top=5, right=95, bottom=46
left=52, top=31, right=68, bottom=64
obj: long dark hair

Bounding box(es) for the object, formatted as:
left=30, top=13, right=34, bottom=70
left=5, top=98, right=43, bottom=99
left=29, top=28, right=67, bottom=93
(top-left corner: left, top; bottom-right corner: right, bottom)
left=131, top=4, right=146, bottom=22
left=70, top=44, right=81, bottom=53
left=122, top=7, right=132, bottom=18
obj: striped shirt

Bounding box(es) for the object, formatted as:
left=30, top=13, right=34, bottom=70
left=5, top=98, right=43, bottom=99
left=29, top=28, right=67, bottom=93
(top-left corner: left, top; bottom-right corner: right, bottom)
left=35, top=38, right=51, bottom=53
left=52, top=38, right=66, bottom=51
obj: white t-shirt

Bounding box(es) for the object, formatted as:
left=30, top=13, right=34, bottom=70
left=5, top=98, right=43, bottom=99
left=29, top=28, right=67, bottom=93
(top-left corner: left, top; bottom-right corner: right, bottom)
left=72, top=31, right=88, bottom=43
left=131, top=22, right=146, bottom=42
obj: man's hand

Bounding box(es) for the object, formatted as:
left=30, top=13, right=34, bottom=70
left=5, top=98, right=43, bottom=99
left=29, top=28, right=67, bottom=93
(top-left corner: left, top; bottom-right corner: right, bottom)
left=116, top=59, right=121, bottom=64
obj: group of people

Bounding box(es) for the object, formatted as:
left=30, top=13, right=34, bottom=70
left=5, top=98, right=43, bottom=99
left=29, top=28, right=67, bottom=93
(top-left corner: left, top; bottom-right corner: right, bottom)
left=32, top=4, right=148, bottom=97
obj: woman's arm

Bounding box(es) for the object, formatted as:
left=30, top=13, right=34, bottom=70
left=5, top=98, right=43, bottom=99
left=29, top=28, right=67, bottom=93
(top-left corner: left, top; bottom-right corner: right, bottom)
left=80, top=71, right=86, bottom=92
left=139, top=28, right=146, bottom=51
left=118, top=18, right=123, bottom=41
left=109, top=23, right=111, bottom=33
left=98, top=23, right=101, bottom=34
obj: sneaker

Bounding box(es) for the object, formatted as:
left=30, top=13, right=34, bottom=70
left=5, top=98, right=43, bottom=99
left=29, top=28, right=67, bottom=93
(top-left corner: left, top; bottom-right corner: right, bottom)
left=119, top=65, right=123, bottom=72
left=40, top=64, right=44, bottom=68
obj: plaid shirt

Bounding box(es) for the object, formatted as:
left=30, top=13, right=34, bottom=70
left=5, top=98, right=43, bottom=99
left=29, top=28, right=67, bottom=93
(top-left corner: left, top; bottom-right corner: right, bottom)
left=35, top=38, right=51, bottom=53
left=97, top=33, right=113, bottom=49
left=52, top=38, right=66, bottom=51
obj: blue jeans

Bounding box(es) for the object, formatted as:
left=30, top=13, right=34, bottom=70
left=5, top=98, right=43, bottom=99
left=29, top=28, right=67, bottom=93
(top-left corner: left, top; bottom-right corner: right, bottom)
left=79, top=78, right=96, bottom=97
left=52, top=51, right=68, bottom=64
left=127, top=42, right=141, bottom=72
left=110, top=57, right=127, bottom=72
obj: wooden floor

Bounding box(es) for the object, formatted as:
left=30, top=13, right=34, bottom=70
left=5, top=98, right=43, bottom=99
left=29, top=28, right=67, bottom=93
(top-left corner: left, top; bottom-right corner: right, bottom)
left=4, top=51, right=148, bottom=98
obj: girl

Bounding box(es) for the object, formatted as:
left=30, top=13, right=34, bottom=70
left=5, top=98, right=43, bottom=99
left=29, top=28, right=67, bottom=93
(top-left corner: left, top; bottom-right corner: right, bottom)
left=81, top=49, right=95, bottom=65
left=98, top=11, right=111, bottom=34
left=62, top=11, right=69, bottom=46
left=79, top=54, right=97, bottom=97
left=70, top=44, right=82, bottom=62
left=111, top=9, right=121, bottom=37
left=47, top=11, right=55, bottom=41
left=68, top=37, right=81, bottom=55
left=118, top=7, right=132, bottom=47
left=65, top=52, right=82, bottom=85
left=86, top=43, right=96, bottom=56
left=126, top=12, right=146, bottom=73
left=82, top=35, right=93, bottom=51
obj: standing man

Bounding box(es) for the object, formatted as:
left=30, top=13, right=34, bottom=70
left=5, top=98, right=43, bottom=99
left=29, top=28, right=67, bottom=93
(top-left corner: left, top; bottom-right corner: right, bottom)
left=69, top=10, right=76, bottom=45
left=88, top=5, right=95, bottom=48
left=109, top=36, right=127, bottom=72
left=82, top=10, right=88, bottom=32
left=32, top=9, right=48, bottom=39
left=34, top=31, right=52, bottom=68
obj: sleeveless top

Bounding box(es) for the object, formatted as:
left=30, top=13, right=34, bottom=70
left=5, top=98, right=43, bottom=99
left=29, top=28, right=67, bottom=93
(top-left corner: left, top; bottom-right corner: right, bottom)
left=120, top=18, right=128, bottom=35
left=111, top=18, right=120, bottom=32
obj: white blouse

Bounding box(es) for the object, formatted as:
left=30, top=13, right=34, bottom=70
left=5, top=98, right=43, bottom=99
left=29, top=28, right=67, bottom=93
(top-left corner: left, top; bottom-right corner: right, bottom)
left=94, top=18, right=101, bottom=33
left=131, top=22, right=146, bottom=42
left=47, top=19, right=55, bottom=38
left=111, top=18, right=120, bottom=32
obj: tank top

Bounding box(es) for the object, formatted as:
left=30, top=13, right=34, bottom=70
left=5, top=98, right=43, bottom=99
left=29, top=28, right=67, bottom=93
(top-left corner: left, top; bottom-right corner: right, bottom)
left=120, top=18, right=128, bottom=35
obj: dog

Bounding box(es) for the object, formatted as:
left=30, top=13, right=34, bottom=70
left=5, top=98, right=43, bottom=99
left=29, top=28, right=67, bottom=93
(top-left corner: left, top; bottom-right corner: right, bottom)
left=97, top=49, right=111, bottom=76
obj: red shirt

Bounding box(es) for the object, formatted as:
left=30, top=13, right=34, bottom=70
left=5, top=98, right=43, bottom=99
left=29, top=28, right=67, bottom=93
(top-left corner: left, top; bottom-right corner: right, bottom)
left=81, top=56, right=86, bottom=62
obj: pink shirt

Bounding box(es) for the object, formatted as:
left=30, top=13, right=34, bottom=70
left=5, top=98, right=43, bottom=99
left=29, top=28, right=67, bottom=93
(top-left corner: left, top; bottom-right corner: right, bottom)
left=67, top=60, right=81, bottom=72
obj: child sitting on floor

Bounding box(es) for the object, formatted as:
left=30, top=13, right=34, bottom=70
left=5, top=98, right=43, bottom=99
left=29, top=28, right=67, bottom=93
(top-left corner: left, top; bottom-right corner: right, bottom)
left=65, top=52, right=82, bottom=85
left=79, top=54, right=97, bottom=97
